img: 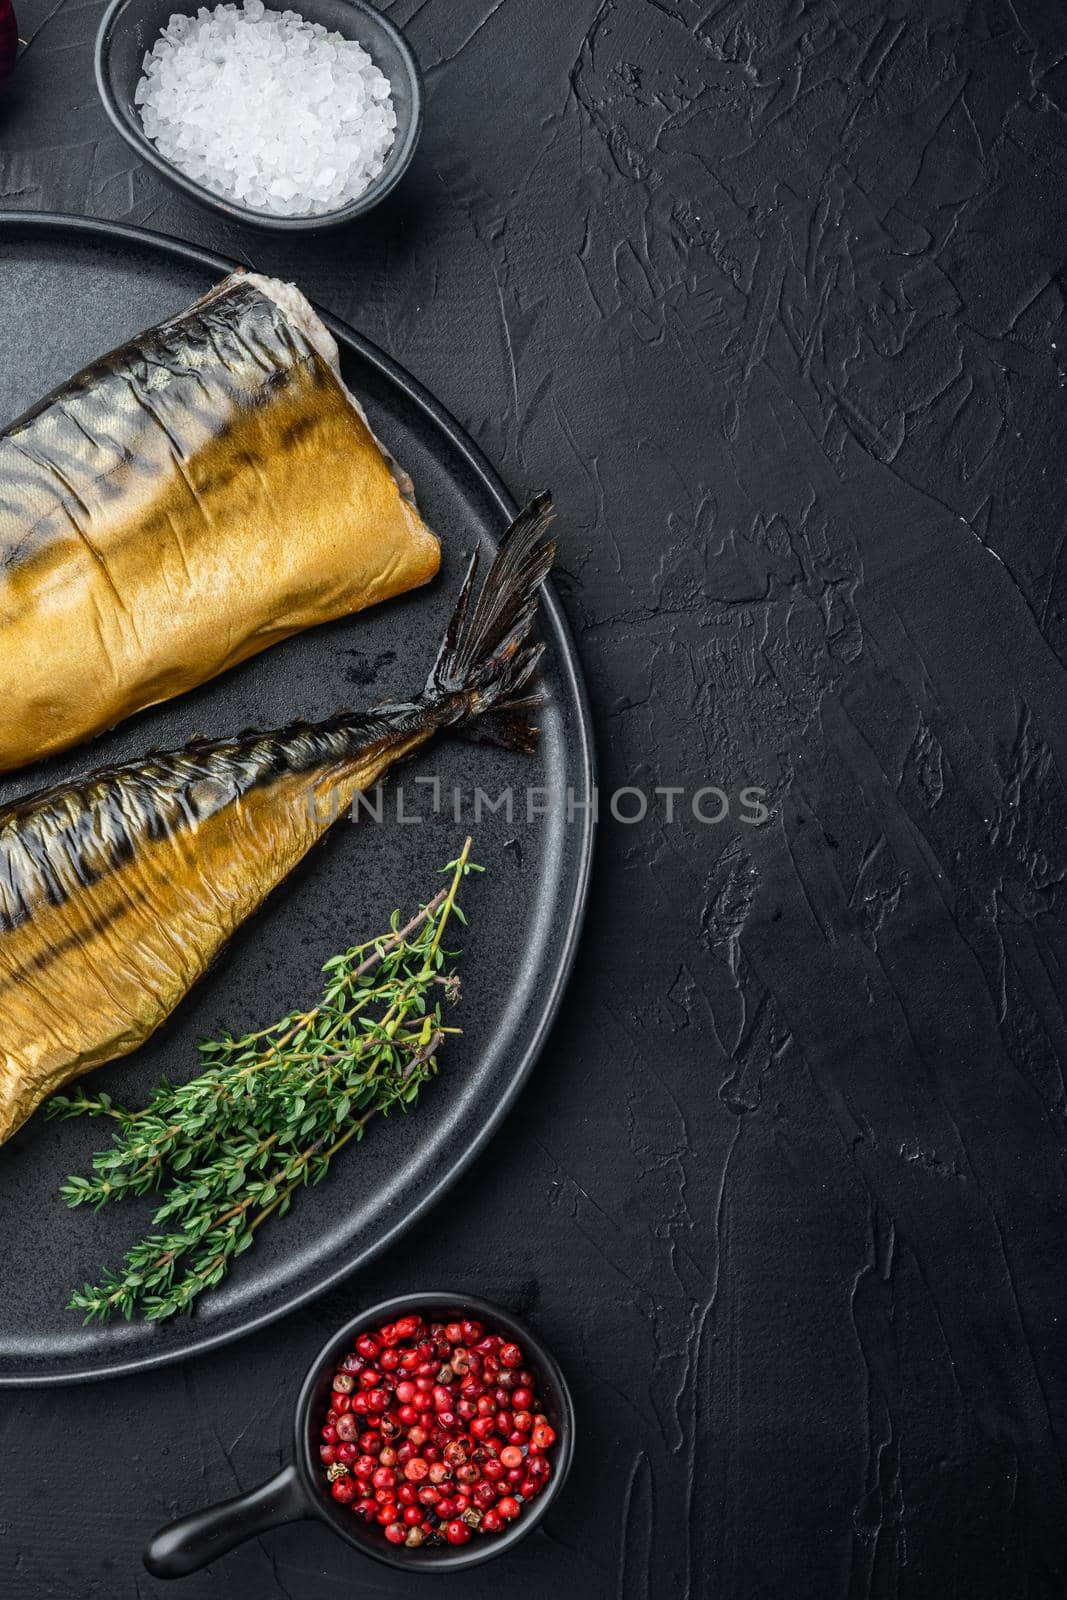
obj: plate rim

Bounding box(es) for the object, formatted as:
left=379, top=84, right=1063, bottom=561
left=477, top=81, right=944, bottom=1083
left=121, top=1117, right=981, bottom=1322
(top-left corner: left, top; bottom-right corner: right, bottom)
left=0, top=210, right=597, bottom=1388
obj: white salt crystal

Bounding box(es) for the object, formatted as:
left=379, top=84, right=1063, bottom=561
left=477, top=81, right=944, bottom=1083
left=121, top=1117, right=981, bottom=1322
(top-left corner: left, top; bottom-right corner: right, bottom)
left=135, top=0, right=397, bottom=217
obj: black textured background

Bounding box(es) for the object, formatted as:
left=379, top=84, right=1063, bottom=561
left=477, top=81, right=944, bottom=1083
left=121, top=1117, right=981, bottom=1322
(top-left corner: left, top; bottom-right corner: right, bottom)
left=3, top=1, right=1067, bottom=1597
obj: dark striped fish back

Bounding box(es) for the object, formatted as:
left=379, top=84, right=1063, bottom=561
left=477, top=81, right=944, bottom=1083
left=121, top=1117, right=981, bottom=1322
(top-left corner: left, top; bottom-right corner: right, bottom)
left=0, top=711, right=401, bottom=934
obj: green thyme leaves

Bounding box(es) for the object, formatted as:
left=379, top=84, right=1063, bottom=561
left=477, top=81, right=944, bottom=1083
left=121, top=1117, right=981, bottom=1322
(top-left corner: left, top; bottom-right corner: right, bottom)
left=50, top=842, right=482, bottom=1323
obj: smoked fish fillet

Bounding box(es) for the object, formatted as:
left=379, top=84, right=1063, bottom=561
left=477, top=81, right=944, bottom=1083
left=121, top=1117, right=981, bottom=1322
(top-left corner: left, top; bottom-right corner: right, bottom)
left=0, top=273, right=440, bottom=775
left=0, top=499, right=554, bottom=1144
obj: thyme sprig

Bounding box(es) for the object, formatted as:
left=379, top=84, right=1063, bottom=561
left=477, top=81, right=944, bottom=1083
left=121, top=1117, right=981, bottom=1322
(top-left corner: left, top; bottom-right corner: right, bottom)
left=49, top=840, right=482, bottom=1323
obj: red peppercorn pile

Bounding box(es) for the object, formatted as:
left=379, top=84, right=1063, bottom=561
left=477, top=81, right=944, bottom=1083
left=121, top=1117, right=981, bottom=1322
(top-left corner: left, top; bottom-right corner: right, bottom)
left=319, top=1312, right=558, bottom=1549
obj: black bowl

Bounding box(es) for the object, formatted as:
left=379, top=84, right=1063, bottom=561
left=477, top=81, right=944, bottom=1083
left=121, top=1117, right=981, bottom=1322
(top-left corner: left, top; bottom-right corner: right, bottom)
left=95, top=0, right=423, bottom=232
left=144, top=1292, right=576, bottom=1578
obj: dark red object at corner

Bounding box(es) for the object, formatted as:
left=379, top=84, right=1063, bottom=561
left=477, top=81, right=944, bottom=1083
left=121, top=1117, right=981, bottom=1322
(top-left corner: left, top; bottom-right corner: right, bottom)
left=0, top=0, right=17, bottom=90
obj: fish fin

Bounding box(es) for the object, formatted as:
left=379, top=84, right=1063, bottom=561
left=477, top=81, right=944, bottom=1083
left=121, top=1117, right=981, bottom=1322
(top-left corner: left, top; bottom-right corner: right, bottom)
left=449, top=694, right=546, bottom=756
left=426, top=494, right=556, bottom=753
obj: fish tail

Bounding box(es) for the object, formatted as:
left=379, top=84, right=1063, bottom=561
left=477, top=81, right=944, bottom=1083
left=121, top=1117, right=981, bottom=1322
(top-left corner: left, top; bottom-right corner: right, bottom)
left=425, top=494, right=556, bottom=754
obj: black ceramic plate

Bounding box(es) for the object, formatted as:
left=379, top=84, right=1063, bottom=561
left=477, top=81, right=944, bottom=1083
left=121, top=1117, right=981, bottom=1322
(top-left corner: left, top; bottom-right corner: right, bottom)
left=0, top=213, right=594, bottom=1386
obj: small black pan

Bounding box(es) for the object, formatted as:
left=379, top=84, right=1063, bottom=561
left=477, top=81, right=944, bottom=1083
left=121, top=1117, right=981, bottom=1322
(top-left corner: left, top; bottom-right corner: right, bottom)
left=144, top=1291, right=575, bottom=1579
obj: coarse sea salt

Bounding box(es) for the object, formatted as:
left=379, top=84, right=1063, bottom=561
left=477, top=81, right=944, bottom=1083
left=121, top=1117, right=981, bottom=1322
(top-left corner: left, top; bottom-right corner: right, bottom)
left=135, top=0, right=397, bottom=217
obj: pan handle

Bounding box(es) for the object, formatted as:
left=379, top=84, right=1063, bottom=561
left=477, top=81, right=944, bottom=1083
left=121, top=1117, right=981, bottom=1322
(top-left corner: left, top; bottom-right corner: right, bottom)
left=144, top=1462, right=310, bottom=1579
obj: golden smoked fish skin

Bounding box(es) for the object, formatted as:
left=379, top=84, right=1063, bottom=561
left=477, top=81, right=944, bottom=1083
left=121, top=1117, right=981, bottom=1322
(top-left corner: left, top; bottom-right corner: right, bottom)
left=0, top=273, right=440, bottom=775
left=0, top=499, right=555, bottom=1144
left=0, top=714, right=433, bottom=1143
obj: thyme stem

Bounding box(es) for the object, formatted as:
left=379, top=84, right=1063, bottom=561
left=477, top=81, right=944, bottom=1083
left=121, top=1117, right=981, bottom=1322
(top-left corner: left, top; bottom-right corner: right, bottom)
left=53, top=842, right=482, bottom=1323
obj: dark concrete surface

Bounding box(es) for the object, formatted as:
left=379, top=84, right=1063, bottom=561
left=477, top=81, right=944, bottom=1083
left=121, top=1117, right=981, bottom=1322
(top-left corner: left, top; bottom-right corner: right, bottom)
left=2, top=1, right=1067, bottom=1596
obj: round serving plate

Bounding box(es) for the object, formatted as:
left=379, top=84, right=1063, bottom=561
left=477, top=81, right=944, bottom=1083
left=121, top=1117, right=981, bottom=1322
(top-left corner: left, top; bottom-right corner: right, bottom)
left=0, top=213, right=595, bottom=1386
